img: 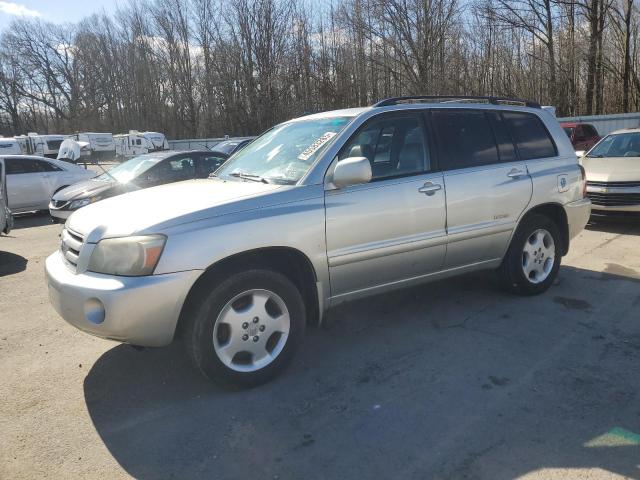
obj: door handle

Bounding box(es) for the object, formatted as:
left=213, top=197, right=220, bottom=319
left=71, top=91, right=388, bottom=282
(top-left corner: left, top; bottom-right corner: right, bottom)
left=507, top=168, right=525, bottom=178
left=418, top=182, right=442, bottom=196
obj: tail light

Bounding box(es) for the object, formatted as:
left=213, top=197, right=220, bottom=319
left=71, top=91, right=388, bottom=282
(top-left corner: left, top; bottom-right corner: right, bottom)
left=578, top=164, right=587, bottom=198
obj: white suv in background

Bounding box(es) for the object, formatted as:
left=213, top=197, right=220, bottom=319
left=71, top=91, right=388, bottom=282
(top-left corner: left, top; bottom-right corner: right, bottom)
left=46, top=96, right=591, bottom=386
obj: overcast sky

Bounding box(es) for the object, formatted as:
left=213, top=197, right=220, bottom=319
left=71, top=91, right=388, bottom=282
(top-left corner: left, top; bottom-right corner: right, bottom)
left=0, top=0, right=118, bottom=30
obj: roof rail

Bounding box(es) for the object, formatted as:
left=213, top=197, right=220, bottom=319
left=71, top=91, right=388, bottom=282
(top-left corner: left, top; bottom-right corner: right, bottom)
left=372, top=95, right=541, bottom=109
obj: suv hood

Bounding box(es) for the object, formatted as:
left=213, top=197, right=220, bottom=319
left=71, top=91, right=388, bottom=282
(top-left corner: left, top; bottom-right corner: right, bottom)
left=582, top=156, right=640, bottom=182
left=66, top=178, right=283, bottom=239
left=53, top=179, right=115, bottom=201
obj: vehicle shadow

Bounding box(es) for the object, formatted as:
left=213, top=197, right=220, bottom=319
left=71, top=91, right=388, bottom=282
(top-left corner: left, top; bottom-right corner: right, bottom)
left=0, top=250, right=27, bottom=276
left=587, top=213, right=640, bottom=236
left=11, top=211, right=54, bottom=230
left=84, top=266, right=640, bottom=480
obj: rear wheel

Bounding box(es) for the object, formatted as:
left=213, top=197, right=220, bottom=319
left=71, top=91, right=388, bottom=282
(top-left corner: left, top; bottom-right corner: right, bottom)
left=184, top=269, right=305, bottom=386
left=498, top=214, right=562, bottom=295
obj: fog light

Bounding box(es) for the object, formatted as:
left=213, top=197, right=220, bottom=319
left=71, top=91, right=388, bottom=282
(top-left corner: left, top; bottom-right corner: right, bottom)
left=84, top=298, right=105, bottom=324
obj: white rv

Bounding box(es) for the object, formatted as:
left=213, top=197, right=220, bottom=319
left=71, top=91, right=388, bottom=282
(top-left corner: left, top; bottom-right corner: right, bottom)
left=14, top=133, right=65, bottom=158
left=114, top=131, right=150, bottom=159
left=0, top=137, right=22, bottom=155
left=72, top=133, right=116, bottom=161
left=142, top=131, right=169, bottom=152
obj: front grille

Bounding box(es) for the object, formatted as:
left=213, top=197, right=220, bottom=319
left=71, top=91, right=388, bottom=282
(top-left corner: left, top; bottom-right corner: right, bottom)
left=587, top=192, right=640, bottom=206
left=60, top=228, right=84, bottom=269
left=587, top=180, right=640, bottom=188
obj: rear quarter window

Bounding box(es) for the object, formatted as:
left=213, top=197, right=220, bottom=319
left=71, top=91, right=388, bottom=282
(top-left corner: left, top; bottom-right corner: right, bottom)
left=502, top=112, right=557, bottom=160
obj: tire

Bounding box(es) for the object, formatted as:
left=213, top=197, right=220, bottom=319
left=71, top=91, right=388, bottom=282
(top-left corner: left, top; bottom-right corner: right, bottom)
left=184, top=269, right=306, bottom=386
left=498, top=214, right=562, bottom=296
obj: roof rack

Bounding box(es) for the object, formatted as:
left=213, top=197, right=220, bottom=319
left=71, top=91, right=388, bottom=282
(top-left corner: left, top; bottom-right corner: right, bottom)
left=372, top=95, right=541, bottom=109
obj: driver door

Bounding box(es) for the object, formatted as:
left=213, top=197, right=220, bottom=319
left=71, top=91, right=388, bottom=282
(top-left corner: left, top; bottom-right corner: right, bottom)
left=324, top=112, right=447, bottom=300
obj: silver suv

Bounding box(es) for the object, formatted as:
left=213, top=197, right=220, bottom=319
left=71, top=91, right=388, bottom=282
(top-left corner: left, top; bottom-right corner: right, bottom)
left=45, top=96, right=591, bottom=385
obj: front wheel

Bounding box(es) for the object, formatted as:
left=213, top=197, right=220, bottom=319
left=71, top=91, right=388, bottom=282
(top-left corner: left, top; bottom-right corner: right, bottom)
left=498, top=214, right=562, bottom=295
left=184, top=269, right=305, bottom=386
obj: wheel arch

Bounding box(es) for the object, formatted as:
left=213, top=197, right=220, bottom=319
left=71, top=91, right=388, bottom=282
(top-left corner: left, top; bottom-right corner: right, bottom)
left=175, top=247, right=320, bottom=340
left=516, top=202, right=570, bottom=256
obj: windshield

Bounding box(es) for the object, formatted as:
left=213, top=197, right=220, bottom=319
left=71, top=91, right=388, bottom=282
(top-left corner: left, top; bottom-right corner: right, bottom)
left=563, top=127, right=574, bottom=138
left=588, top=132, right=640, bottom=158
left=216, top=117, right=353, bottom=184
left=213, top=141, right=240, bottom=155
left=97, top=153, right=168, bottom=183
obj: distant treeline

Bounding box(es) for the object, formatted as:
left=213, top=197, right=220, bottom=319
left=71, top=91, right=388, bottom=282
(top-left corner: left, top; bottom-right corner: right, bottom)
left=0, top=0, right=636, bottom=138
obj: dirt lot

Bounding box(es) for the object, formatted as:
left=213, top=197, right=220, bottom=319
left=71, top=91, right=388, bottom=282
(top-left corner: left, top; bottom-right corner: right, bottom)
left=1, top=213, right=639, bottom=479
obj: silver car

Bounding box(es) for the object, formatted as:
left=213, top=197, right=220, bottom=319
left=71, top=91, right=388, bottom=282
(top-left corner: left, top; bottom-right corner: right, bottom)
left=45, top=96, right=591, bottom=386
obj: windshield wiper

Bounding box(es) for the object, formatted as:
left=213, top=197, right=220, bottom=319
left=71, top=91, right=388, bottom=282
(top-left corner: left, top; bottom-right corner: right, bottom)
left=228, top=172, right=269, bottom=183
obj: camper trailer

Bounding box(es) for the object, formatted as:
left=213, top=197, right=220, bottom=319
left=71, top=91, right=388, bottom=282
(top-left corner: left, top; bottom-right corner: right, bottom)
left=0, top=137, right=22, bottom=155
left=72, top=133, right=116, bottom=161
left=14, top=133, right=65, bottom=158
left=142, top=131, right=169, bottom=152
left=114, top=131, right=150, bottom=159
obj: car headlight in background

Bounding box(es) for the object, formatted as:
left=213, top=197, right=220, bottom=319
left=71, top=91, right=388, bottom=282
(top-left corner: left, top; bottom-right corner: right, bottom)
left=69, top=196, right=100, bottom=210
left=87, top=235, right=166, bottom=276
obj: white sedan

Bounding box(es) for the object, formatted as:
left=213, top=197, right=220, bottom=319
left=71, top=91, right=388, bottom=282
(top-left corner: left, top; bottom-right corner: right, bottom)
left=2, top=155, right=96, bottom=214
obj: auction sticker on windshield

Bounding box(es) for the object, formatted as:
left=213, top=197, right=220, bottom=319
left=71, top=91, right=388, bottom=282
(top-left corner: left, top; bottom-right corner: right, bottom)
left=298, top=132, right=337, bottom=161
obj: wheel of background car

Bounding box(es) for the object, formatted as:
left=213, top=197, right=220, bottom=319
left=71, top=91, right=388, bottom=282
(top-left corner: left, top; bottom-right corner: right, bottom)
left=183, top=269, right=305, bottom=386
left=498, top=214, right=561, bottom=296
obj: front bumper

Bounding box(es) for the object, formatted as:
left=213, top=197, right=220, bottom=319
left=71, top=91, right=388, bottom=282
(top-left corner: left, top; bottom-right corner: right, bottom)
left=565, top=197, right=591, bottom=240
left=45, top=250, right=201, bottom=347
left=590, top=203, right=640, bottom=213
left=49, top=207, right=73, bottom=220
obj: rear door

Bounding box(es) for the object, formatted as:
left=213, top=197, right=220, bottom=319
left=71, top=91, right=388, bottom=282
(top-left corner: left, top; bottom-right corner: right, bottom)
left=5, top=158, right=49, bottom=210
left=431, top=109, right=533, bottom=268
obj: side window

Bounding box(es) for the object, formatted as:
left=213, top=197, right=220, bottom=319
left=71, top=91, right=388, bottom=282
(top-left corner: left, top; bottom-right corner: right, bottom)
left=432, top=110, right=498, bottom=170
left=503, top=112, right=557, bottom=160
left=3, top=158, right=52, bottom=174
left=487, top=111, right=517, bottom=163
left=167, top=157, right=195, bottom=180
left=339, top=114, right=429, bottom=181
left=198, top=155, right=227, bottom=178
left=574, top=125, right=586, bottom=141
left=34, top=160, right=61, bottom=172
left=584, top=125, right=598, bottom=138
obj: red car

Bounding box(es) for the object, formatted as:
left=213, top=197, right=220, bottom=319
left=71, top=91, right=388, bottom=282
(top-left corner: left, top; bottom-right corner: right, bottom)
left=561, top=122, right=601, bottom=151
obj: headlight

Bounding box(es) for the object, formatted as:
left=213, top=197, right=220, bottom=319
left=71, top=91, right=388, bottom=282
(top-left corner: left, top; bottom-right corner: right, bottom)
left=69, top=196, right=100, bottom=210
left=87, top=235, right=166, bottom=276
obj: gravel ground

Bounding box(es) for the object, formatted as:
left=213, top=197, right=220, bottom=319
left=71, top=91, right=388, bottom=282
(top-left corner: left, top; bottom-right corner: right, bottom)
left=1, top=212, right=639, bottom=479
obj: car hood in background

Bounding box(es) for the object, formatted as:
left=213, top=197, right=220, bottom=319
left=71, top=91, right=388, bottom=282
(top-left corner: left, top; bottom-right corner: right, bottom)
left=53, top=179, right=116, bottom=202
left=581, top=156, right=640, bottom=182
left=66, top=178, right=287, bottom=240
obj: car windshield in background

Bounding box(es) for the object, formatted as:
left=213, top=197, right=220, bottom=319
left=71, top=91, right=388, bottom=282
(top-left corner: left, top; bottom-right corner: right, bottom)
left=563, top=127, right=574, bottom=138
left=588, top=132, right=640, bottom=158
left=212, top=141, right=241, bottom=155
left=216, top=117, right=353, bottom=184
left=97, top=154, right=167, bottom=183
left=47, top=140, right=63, bottom=150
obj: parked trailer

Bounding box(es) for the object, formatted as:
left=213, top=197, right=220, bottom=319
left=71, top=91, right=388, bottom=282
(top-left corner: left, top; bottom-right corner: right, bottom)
left=142, top=131, right=169, bottom=152
left=0, top=137, right=22, bottom=155
left=557, top=112, right=640, bottom=136
left=71, top=133, right=116, bottom=161
left=14, top=133, right=65, bottom=158
left=114, top=132, right=149, bottom=159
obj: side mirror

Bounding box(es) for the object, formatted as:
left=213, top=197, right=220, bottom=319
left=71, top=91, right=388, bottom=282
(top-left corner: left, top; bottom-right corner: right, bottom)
left=575, top=150, right=585, bottom=158
left=332, top=157, right=372, bottom=188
